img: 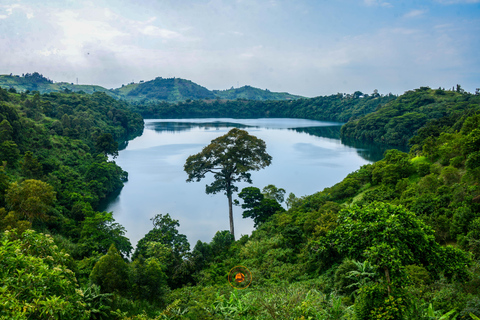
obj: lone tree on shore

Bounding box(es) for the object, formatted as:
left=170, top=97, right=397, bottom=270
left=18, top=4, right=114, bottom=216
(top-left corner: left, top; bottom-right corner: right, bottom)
left=184, top=128, right=272, bottom=239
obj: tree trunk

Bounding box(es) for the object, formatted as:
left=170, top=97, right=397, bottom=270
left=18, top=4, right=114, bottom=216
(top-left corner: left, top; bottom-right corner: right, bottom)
left=384, top=266, right=391, bottom=295
left=228, top=193, right=235, bottom=240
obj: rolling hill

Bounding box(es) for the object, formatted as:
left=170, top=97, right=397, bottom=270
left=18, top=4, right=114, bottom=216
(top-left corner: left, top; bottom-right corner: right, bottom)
left=0, top=73, right=303, bottom=102
left=213, top=85, right=302, bottom=101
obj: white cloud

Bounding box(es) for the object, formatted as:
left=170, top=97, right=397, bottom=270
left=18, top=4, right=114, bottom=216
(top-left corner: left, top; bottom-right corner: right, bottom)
left=141, top=26, right=181, bottom=39
left=5, top=4, right=20, bottom=15
left=1, top=3, right=33, bottom=18
left=403, top=9, right=427, bottom=18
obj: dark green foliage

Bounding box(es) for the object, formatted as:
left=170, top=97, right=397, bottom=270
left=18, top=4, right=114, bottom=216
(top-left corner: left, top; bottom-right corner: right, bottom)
left=78, top=210, right=132, bottom=258
left=0, top=140, right=20, bottom=168
left=355, top=284, right=407, bottom=320
left=210, top=230, right=235, bottom=257
left=133, top=213, right=190, bottom=289
left=94, top=133, right=119, bottom=158
left=213, top=85, right=302, bottom=101
left=20, top=151, right=43, bottom=179
left=185, top=128, right=272, bottom=238
left=90, top=244, right=131, bottom=294
left=238, top=186, right=285, bottom=227
left=0, top=84, right=479, bottom=318
left=131, top=90, right=396, bottom=122
left=341, top=87, right=480, bottom=146
left=130, top=255, right=168, bottom=303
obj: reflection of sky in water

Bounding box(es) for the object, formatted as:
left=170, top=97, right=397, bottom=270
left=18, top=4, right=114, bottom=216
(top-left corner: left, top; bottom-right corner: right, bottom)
left=106, top=118, right=384, bottom=249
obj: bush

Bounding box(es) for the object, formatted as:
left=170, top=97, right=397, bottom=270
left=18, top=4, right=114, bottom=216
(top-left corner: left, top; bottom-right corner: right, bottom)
left=0, top=229, right=86, bottom=319
left=90, top=244, right=131, bottom=294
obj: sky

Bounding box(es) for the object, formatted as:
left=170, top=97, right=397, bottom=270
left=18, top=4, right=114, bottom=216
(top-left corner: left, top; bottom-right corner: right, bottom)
left=0, top=0, right=479, bottom=97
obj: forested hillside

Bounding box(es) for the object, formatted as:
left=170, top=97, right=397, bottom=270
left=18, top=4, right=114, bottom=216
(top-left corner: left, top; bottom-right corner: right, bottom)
left=341, top=86, right=480, bottom=146
left=1, top=85, right=480, bottom=319
left=212, top=85, right=302, bottom=101
left=0, top=85, right=144, bottom=278
left=130, top=90, right=397, bottom=122
left=0, top=72, right=119, bottom=97
left=112, top=77, right=216, bottom=102
left=0, top=73, right=303, bottom=103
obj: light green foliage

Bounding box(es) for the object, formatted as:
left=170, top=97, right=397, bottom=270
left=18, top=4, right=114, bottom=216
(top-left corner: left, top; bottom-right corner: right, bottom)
left=405, top=264, right=431, bottom=286
left=0, top=229, right=86, bottom=319
left=78, top=210, right=132, bottom=258
left=372, top=149, right=413, bottom=185
left=81, top=284, right=113, bottom=319
left=316, top=202, right=471, bottom=285
left=5, top=179, right=56, bottom=223
left=166, top=282, right=353, bottom=320
left=90, top=244, right=131, bottom=294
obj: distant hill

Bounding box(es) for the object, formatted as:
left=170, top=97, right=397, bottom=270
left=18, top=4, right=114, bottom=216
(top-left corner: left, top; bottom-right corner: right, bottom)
left=0, top=72, right=119, bottom=97
left=112, top=77, right=216, bottom=102
left=213, top=85, right=302, bottom=101
left=0, top=73, right=303, bottom=102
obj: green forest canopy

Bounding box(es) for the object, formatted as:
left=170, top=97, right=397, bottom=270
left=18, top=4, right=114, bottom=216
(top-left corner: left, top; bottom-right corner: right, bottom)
left=0, top=85, right=479, bottom=319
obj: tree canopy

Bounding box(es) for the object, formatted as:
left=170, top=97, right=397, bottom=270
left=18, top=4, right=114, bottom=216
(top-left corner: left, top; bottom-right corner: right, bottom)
left=184, top=128, right=272, bottom=238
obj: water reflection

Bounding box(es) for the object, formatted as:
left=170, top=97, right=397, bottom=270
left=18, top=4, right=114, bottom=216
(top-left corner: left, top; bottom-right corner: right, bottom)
left=106, top=118, right=401, bottom=248
left=146, top=119, right=395, bottom=162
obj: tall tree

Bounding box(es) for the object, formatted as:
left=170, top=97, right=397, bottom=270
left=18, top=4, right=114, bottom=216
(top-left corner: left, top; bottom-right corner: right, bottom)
left=184, top=128, right=272, bottom=239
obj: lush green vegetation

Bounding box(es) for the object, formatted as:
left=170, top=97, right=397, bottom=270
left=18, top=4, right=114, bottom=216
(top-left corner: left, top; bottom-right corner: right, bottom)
left=0, top=72, right=119, bottom=97
left=1, top=84, right=480, bottom=319
left=113, top=77, right=216, bottom=103
left=130, top=90, right=396, bottom=122
left=341, top=86, right=480, bottom=146
left=213, top=85, right=302, bottom=101
left=0, top=86, right=142, bottom=246
left=0, top=73, right=302, bottom=103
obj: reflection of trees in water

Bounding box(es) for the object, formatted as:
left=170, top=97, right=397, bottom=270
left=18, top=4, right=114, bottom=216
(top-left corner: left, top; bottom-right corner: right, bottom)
left=147, top=121, right=250, bottom=133
left=291, top=126, right=342, bottom=140
left=340, top=137, right=408, bottom=162
left=146, top=121, right=407, bottom=163
left=292, top=126, right=405, bottom=162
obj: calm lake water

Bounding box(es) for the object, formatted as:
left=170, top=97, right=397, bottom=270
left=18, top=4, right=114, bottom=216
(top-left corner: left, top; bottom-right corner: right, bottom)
left=105, top=118, right=389, bottom=248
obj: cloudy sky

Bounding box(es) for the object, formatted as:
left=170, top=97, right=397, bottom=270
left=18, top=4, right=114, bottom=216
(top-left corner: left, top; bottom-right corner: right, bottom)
left=1, top=0, right=479, bottom=97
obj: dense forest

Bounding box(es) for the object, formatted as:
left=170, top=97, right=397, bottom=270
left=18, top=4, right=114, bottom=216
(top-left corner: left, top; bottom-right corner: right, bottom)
left=129, top=90, right=396, bottom=122
left=341, top=86, right=480, bottom=146
left=1, top=85, right=480, bottom=319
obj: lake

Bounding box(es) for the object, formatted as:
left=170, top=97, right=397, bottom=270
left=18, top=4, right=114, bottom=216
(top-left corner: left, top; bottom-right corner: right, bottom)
left=104, top=118, right=389, bottom=249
